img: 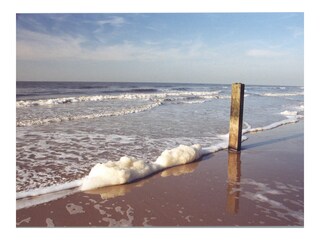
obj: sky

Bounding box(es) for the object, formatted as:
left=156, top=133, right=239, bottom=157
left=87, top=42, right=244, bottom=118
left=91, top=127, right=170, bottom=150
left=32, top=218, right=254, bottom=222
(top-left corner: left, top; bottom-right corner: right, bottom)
left=16, top=13, right=304, bottom=86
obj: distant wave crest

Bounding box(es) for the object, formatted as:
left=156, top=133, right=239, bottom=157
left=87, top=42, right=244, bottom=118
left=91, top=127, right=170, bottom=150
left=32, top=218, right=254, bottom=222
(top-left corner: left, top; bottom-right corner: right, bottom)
left=16, top=91, right=222, bottom=108
left=261, top=92, right=304, bottom=97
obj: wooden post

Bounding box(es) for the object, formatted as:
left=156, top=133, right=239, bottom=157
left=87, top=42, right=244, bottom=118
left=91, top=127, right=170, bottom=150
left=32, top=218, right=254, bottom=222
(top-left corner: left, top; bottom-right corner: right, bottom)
left=228, top=83, right=245, bottom=152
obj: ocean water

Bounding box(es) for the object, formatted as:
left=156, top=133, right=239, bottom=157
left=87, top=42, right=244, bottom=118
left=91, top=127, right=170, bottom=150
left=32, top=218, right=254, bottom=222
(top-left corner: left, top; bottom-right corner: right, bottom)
left=16, top=82, right=304, bottom=200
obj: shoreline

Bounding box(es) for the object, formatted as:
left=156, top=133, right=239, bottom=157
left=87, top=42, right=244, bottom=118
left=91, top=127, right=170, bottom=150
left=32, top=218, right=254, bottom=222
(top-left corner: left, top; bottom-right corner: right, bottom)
left=16, top=120, right=304, bottom=227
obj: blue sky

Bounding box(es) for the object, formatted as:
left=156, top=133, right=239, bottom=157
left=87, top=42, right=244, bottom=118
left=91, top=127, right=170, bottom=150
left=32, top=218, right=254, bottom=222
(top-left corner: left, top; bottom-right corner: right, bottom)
left=16, top=13, right=304, bottom=85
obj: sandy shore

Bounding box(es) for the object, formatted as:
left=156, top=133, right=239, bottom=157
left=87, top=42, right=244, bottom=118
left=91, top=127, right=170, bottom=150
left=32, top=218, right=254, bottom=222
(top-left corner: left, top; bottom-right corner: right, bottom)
left=16, top=120, right=304, bottom=227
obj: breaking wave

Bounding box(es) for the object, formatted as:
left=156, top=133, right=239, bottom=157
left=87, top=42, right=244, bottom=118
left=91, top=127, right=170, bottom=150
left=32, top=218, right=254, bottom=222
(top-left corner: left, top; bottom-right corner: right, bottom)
left=261, top=92, right=304, bottom=97
left=17, top=101, right=163, bottom=127
left=16, top=91, right=222, bottom=108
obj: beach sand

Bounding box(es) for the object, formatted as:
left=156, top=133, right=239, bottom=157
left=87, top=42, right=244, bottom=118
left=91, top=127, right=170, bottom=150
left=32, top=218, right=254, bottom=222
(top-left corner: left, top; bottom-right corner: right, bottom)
left=16, top=120, right=304, bottom=227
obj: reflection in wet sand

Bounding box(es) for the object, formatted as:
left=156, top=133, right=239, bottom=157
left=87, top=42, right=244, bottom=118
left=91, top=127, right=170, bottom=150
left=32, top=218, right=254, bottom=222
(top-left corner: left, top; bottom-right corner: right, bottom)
left=161, top=161, right=198, bottom=177
left=85, top=178, right=149, bottom=200
left=226, top=151, right=241, bottom=215
left=224, top=150, right=303, bottom=225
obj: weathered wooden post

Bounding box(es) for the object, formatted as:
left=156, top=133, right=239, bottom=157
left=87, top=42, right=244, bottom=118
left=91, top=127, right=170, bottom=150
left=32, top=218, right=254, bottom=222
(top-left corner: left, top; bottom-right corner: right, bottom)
left=228, top=83, right=245, bottom=152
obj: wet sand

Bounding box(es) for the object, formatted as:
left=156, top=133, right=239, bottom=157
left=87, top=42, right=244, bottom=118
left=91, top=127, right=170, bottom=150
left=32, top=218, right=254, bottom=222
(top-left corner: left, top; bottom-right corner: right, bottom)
left=16, top=120, right=304, bottom=227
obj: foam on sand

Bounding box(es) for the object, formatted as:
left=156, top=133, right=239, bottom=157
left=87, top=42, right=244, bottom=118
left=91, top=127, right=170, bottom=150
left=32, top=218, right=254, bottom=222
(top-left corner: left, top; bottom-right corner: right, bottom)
left=155, top=144, right=201, bottom=168
left=81, top=144, right=202, bottom=191
left=81, top=157, right=160, bottom=191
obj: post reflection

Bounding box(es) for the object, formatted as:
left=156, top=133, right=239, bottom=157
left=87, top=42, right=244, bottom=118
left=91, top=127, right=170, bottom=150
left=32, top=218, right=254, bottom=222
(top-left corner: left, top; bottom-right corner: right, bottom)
left=226, top=151, right=241, bottom=215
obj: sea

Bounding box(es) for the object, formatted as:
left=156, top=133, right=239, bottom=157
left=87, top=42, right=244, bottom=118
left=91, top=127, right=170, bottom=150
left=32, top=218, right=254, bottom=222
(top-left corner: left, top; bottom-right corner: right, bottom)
left=16, top=81, right=304, bottom=204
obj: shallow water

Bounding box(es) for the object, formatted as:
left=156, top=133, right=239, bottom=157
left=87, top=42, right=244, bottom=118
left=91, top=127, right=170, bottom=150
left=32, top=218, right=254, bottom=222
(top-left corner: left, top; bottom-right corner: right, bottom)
left=16, top=82, right=304, bottom=195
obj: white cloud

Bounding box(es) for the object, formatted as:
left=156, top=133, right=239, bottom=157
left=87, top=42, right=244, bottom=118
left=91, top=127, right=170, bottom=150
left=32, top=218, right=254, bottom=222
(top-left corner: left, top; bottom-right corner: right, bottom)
left=287, top=26, right=304, bottom=38
left=96, top=16, right=126, bottom=27
left=17, top=30, right=84, bottom=60
left=17, top=29, right=216, bottom=62
left=246, top=49, right=286, bottom=57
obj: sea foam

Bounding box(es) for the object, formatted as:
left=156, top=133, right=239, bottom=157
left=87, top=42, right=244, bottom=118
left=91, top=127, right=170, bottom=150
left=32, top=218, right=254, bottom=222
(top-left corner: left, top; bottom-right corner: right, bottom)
left=81, top=144, right=202, bottom=191
left=16, top=179, right=83, bottom=199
